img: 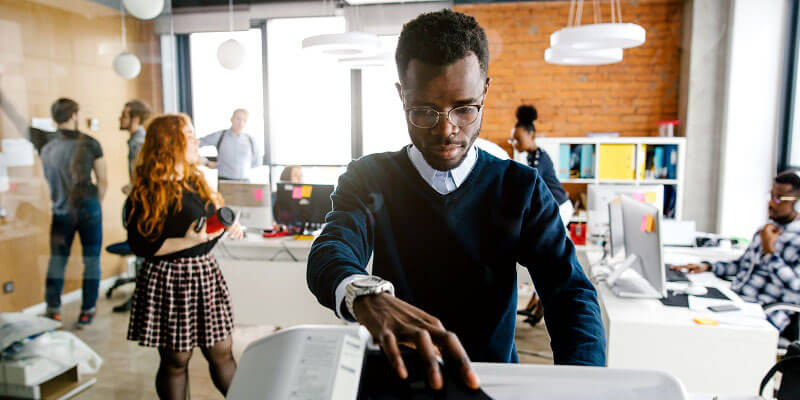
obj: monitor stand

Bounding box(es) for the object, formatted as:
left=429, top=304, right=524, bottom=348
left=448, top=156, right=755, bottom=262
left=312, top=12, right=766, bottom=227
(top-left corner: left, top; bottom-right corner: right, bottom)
left=605, top=254, right=662, bottom=299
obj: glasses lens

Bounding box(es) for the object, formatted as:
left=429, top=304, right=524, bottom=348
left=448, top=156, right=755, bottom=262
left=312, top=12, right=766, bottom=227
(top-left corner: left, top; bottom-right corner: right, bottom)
left=408, top=109, right=439, bottom=128
left=449, top=106, right=480, bottom=127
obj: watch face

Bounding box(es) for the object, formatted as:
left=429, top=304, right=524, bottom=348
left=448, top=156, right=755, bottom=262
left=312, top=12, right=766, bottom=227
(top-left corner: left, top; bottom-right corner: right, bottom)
left=354, top=276, right=383, bottom=288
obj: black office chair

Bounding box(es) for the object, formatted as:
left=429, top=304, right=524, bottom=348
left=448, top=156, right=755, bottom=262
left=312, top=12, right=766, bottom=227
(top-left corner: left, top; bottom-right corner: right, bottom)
left=105, top=241, right=137, bottom=303
left=763, top=303, right=800, bottom=357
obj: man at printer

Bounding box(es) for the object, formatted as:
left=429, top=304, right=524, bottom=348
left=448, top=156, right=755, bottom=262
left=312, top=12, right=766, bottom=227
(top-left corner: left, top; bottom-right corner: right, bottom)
left=306, top=9, right=605, bottom=391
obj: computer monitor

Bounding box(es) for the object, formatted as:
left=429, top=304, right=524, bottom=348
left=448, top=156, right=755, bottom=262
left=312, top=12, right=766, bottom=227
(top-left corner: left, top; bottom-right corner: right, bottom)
left=613, top=195, right=667, bottom=298
left=273, top=183, right=334, bottom=229
left=608, top=196, right=625, bottom=259
left=218, top=181, right=273, bottom=230
left=586, top=184, right=664, bottom=236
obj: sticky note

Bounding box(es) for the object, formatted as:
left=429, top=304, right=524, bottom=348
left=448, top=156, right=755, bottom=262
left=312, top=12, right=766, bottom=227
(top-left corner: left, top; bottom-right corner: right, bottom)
left=645, top=192, right=657, bottom=204
left=633, top=192, right=646, bottom=202
left=646, top=214, right=655, bottom=232
left=302, top=185, right=313, bottom=198
left=292, top=186, right=303, bottom=199
left=640, top=215, right=647, bottom=232
left=253, top=188, right=264, bottom=201
left=693, top=317, right=719, bottom=326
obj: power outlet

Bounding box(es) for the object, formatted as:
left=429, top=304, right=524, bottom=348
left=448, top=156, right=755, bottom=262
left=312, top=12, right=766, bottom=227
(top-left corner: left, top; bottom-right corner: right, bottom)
left=3, top=281, right=13, bottom=294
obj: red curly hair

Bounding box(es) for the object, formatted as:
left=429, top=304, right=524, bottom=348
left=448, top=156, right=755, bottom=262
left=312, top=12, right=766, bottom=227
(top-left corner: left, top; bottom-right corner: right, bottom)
left=128, top=113, right=221, bottom=240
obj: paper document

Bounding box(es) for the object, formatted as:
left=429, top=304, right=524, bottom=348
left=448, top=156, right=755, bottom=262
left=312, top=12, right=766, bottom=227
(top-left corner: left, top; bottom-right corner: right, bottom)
left=688, top=295, right=766, bottom=327
left=1, top=138, right=34, bottom=167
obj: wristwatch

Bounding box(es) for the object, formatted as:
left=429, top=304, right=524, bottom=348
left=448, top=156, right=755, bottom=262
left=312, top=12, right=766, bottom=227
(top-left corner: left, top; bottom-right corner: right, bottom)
left=345, top=276, right=395, bottom=319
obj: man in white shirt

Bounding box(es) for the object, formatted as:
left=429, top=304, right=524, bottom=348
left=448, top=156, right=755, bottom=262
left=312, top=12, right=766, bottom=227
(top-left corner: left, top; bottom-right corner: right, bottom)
left=200, top=109, right=261, bottom=181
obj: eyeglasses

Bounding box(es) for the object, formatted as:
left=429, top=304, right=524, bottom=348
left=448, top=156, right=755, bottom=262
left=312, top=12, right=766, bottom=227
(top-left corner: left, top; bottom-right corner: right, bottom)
left=404, top=104, right=484, bottom=129
left=507, top=138, right=519, bottom=146
left=769, top=193, right=800, bottom=203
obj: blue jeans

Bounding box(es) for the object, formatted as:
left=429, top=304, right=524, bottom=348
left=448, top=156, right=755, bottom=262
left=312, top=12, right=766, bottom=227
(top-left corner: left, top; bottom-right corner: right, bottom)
left=45, top=198, right=102, bottom=313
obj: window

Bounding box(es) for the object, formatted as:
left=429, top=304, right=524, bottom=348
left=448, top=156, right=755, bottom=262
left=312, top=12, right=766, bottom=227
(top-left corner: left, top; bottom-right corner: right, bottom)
left=267, top=17, right=351, bottom=166
left=190, top=29, right=265, bottom=162
left=361, top=36, right=410, bottom=156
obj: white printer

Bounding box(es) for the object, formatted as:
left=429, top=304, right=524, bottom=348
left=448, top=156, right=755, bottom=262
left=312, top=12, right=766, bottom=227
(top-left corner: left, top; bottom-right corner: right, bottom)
left=227, top=325, right=689, bottom=400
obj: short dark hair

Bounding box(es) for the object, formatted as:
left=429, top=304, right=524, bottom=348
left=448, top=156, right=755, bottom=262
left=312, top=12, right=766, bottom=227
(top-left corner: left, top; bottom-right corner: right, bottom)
left=125, top=100, right=151, bottom=124
left=515, top=105, right=538, bottom=133
left=51, top=98, right=79, bottom=124
left=776, top=170, right=800, bottom=193
left=395, top=9, right=489, bottom=84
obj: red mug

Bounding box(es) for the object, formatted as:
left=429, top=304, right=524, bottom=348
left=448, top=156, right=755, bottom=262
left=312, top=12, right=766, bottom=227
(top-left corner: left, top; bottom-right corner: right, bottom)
left=205, top=207, right=236, bottom=233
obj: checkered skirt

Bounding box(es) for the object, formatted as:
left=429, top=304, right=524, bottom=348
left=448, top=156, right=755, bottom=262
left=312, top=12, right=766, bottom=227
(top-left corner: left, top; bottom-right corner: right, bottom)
left=127, top=253, right=234, bottom=352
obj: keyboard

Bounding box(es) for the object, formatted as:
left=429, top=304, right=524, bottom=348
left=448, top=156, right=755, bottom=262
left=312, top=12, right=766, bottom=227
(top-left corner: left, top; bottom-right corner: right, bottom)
left=665, top=266, right=690, bottom=282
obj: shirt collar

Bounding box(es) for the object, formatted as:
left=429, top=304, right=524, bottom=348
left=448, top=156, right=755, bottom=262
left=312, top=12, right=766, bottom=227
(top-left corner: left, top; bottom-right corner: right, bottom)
left=772, top=218, right=800, bottom=232
left=128, top=127, right=145, bottom=144
left=407, top=143, right=478, bottom=188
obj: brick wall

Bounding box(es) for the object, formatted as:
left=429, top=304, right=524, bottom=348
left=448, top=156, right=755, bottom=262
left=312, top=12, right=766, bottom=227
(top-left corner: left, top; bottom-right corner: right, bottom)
left=454, top=0, right=683, bottom=152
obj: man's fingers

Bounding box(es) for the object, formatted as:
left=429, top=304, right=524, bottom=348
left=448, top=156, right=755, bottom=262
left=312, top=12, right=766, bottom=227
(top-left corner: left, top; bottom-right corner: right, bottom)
left=380, top=331, right=407, bottom=380
left=433, top=330, right=480, bottom=389
left=414, top=330, right=442, bottom=390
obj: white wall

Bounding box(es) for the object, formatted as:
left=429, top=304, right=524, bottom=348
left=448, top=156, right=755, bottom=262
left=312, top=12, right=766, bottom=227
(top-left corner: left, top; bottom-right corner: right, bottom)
left=717, top=0, right=790, bottom=237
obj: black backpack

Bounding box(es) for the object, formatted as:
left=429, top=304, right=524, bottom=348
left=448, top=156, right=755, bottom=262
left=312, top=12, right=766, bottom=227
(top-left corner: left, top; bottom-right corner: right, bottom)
left=761, top=341, right=800, bottom=399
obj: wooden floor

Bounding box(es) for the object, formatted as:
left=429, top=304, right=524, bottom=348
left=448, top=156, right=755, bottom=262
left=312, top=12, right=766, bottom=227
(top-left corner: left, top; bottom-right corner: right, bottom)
left=63, top=288, right=552, bottom=399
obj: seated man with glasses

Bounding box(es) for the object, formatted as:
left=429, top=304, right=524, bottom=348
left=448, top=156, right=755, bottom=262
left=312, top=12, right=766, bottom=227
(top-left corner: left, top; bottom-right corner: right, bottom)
left=307, top=9, right=605, bottom=391
left=671, top=170, right=800, bottom=333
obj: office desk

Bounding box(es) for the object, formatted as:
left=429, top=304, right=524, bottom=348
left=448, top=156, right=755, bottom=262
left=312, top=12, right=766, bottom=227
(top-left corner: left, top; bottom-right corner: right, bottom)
left=214, top=235, right=344, bottom=327
left=577, top=248, right=778, bottom=396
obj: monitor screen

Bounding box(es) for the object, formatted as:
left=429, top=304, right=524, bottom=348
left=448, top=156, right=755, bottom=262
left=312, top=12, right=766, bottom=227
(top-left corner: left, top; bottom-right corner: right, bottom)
left=218, top=182, right=273, bottom=230
left=608, top=197, right=625, bottom=259
left=620, top=195, right=666, bottom=298
left=274, top=183, right=334, bottom=227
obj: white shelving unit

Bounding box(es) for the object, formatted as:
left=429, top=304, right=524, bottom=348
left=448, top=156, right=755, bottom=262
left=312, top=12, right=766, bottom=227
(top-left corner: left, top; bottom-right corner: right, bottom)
left=514, top=136, right=687, bottom=220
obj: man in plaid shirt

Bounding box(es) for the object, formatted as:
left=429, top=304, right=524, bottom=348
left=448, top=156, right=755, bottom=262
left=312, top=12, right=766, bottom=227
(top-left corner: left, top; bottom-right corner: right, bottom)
left=672, top=171, right=800, bottom=332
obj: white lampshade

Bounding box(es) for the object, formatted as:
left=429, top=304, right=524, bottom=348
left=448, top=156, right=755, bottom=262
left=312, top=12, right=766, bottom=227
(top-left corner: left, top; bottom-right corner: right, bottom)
left=302, top=32, right=381, bottom=57
left=217, top=39, right=246, bottom=70
left=339, top=53, right=392, bottom=69
left=551, top=23, right=646, bottom=50
left=122, top=0, right=164, bottom=20
left=544, top=47, right=623, bottom=66
left=113, top=52, right=141, bottom=79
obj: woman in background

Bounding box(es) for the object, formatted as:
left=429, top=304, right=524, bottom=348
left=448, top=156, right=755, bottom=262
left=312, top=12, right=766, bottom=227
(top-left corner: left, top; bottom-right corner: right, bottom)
left=510, top=105, right=574, bottom=327
left=125, top=114, right=243, bottom=399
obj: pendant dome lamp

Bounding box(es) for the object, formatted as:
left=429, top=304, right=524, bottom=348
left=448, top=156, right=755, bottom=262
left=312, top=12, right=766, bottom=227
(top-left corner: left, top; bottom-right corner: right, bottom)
left=113, top=5, right=141, bottom=79
left=122, top=0, right=164, bottom=20
left=339, top=53, right=392, bottom=69
left=217, top=0, right=246, bottom=70
left=549, top=0, right=645, bottom=51
left=303, top=1, right=381, bottom=58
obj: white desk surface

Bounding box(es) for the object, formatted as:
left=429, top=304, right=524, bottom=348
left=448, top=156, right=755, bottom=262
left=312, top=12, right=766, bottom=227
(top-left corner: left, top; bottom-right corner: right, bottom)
left=577, top=247, right=778, bottom=397
left=221, top=233, right=315, bottom=249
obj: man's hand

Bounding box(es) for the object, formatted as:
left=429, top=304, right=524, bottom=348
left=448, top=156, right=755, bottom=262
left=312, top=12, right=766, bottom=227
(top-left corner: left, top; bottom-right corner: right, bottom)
left=207, top=161, right=218, bottom=169
left=760, top=224, right=782, bottom=255
left=352, top=293, right=480, bottom=391
left=669, top=263, right=709, bottom=274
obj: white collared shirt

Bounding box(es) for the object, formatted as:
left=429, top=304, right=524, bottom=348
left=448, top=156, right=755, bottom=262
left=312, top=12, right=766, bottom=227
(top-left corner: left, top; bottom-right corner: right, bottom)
left=334, top=143, right=480, bottom=320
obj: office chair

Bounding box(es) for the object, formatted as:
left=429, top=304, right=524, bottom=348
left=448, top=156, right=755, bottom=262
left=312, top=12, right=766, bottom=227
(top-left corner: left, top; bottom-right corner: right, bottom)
left=763, top=303, right=800, bottom=357
left=105, top=241, right=137, bottom=301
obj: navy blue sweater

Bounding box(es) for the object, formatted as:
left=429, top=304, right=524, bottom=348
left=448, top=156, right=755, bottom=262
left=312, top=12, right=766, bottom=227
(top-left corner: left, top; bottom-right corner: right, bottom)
left=307, top=147, right=606, bottom=366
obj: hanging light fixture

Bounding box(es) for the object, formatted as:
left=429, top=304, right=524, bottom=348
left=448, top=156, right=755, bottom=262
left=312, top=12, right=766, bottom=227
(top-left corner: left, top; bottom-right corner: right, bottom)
left=544, top=47, right=622, bottom=66
left=113, top=5, right=141, bottom=79
left=217, top=0, right=246, bottom=70
left=122, top=0, right=164, bottom=20
left=550, top=0, right=645, bottom=51
left=339, top=53, right=392, bottom=69
left=303, top=1, right=382, bottom=58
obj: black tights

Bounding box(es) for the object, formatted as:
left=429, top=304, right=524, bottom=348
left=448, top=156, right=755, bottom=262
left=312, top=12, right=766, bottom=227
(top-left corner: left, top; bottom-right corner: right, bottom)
left=156, top=337, right=237, bottom=399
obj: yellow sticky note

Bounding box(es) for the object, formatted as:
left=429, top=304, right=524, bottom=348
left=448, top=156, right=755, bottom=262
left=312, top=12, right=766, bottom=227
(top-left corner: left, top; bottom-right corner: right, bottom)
left=302, top=185, right=313, bottom=198
left=693, top=317, right=719, bottom=326
left=645, top=192, right=657, bottom=204
left=645, top=214, right=655, bottom=232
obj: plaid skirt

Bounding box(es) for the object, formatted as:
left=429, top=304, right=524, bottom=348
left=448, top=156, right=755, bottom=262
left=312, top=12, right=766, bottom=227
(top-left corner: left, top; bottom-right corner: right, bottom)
left=127, top=253, right=234, bottom=352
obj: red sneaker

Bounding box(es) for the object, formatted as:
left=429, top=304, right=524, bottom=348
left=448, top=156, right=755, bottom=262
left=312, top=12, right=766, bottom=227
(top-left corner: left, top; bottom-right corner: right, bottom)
left=76, top=312, right=94, bottom=328
left=44, top=311, right=61, bottom=321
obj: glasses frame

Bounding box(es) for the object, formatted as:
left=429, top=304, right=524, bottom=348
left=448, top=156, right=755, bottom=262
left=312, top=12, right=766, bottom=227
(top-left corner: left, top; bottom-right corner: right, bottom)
left=401, top=88, right=489, bottom=130
left=769, top=193, right=800, bottom=203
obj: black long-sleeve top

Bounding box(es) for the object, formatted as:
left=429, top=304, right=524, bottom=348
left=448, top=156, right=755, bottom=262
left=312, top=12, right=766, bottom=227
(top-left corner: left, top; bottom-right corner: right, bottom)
left=125, top=190, right=220, bottom=261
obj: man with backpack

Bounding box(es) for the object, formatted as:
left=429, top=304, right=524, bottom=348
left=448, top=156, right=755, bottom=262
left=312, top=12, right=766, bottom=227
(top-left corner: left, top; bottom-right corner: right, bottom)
left=200, top=108, right=261, bottom=181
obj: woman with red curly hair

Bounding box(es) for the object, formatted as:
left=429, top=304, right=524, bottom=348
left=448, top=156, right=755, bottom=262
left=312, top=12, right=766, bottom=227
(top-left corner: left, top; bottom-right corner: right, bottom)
left=125, top=114, right=243, bottom=399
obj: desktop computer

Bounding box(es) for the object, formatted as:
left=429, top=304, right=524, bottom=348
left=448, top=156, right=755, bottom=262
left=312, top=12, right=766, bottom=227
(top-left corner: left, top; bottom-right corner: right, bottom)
left=586, top=184, right=664, bottom=237
left=218, top=181, right=274, bottom=230
left=605, top=195, right=667, bottom=299
left=608, top=196, right=625, bottom=260
left=273, top=183, right=334, bottom=232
